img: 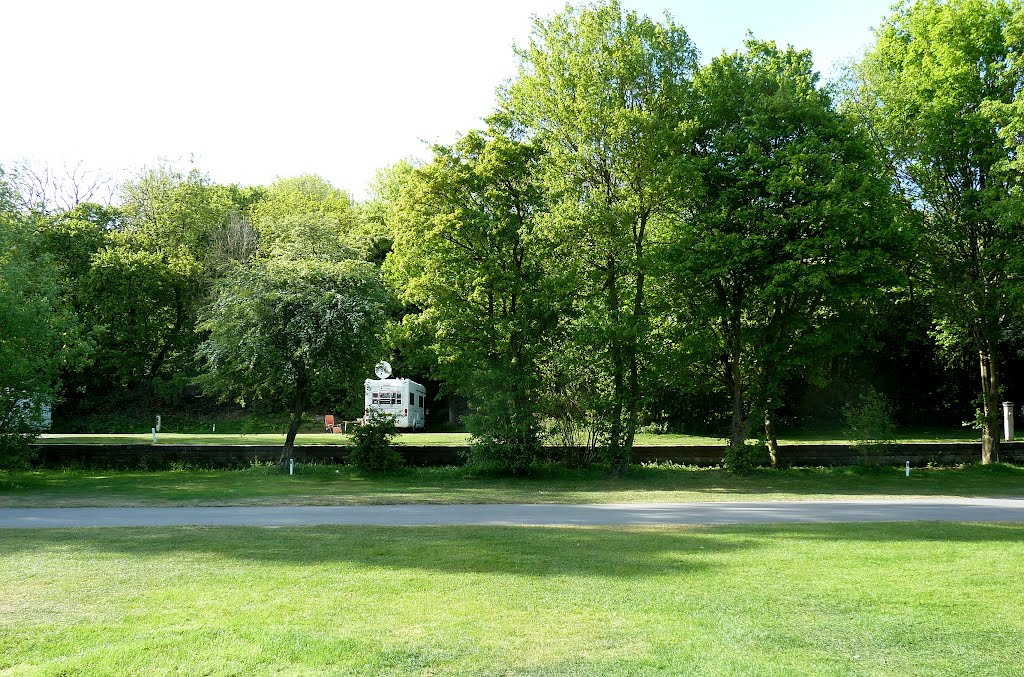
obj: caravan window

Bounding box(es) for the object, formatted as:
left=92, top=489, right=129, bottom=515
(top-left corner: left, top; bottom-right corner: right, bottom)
left=409, top=392, right=414, bottom=405
left=371, top=388, right=401, bottom=405
left=418, top=395, right=424, bottom=408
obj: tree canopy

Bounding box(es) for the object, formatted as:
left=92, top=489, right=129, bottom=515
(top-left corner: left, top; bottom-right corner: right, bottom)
left=197, top=256, right=392, bottom=456
left=503, top=0, right=699, bottom=473
left=669, top=40, right=899, bottom=462
left=385, top=126, right=559, bottom=471
left=850, top=0, right=1024, bottom=462
left=7, top=0, right=1024, bottom=470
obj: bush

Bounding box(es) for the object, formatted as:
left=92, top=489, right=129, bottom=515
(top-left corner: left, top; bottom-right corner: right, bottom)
left=843, top=387, right=897, bottom=466
left=0, top=433, right=35, bottom=470
left=0, top=397, right=47, bottom=469
left=465, top=409, right=546, bottom=474
left=722, top=441, right=772, bottom=473
left=348, top=409, right=403, bottom=472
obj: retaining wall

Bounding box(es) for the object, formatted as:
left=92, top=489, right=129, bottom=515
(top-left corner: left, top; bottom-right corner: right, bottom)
left=28, top=441, right=1024, bottom=470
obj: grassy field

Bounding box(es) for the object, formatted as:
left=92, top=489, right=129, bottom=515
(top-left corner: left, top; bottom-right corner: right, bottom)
left=1, top=463, right=1021, bottom=508
left=34, top=427, right=982, bottom=447
left=32, top=431, right=726, bottom=446
left=1, top=522, right=1021, bottom=675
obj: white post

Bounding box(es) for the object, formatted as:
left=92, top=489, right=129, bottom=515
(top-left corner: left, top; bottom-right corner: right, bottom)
left=289, top=458, right=294, bottom=476
left=1002, top=402, right=1014, bottom=441
left=151, top=427, right=157, bottom=444
left=905, top=461, right=910, bottom=477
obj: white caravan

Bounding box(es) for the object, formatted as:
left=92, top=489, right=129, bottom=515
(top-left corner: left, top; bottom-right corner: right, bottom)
left=363, top=362, right=427, bottom=430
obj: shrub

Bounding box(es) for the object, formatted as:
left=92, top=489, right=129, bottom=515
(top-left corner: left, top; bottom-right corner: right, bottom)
left=843, top=387, right=897, bottom=466
left=348, top=409, right=403, bottom=472
left=0, top=397, right=47, bottom=469
left=723, top=441, right=772, bottom=473
left=465, top=409, right=546, bottom=474
left=0, top=433, right=35, bottom=470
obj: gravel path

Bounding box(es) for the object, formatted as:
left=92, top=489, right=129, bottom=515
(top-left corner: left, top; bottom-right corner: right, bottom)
left=1, top=497, right=1023, bottom=528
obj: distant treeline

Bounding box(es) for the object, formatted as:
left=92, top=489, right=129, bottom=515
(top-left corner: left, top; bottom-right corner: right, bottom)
left=2, top=0, right=1022, bottom=470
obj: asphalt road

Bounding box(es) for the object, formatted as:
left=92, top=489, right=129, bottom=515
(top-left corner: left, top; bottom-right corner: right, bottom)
left=1, top=498, right=1023, bottom=529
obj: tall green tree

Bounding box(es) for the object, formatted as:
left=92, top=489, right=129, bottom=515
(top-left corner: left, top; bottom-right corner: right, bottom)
left=67, top=165, right=235, bottom=398
left=385, top=127, right=558, bottom=472
left=670, top=41, right=898, bottom=462
left=361, top=161, right=419, bottom=265
left=118, top=165, right=234, bottom=261
left=504, top=0, right=698, bottom=473
left=0, top=169, right=85, bottom=464
left=851, top=0, right=1024, bottom=462
left=196, top=257, right=392, bottom=458
left=250, top=175, right=360, bottom=260
left=79, top=247, right=202, bottom=386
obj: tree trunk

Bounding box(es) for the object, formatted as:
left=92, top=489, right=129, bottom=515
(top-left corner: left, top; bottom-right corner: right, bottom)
left=618, top=214, right=647, bottom=476
left=979, top=346, right=1000, bottom=464
left=281, top=377, right=307, bottom=465
left=608, top=366, right=625, bottom=475
left=605, top=255, right=627, bottom=475
left=764, top=407, right=779, bottom=467
left=148, top=286, right=185, bottom=379
left=727, top=352, right=746, bottom=447
left=622, top=341, right=638, bottom=476
left=725, top=296, right=746, bottom=448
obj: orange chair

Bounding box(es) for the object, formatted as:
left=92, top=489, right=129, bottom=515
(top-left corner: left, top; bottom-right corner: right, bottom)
left=324, top=415, right=335, bottom=432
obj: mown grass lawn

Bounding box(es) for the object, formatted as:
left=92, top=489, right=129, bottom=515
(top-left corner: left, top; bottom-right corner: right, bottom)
left=1, top=463, right=1021, bottom=508
left=33, top=427, right=983, bottom=447
left=1, top=522, right=1021, bottom=675
left=33, top=431, right=728, bottom=446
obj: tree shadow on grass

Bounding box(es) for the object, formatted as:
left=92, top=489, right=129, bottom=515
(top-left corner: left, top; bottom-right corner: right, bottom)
left=455, top=463, right=1024, bottom=499
left=1, top=522, right=1021, bottom=579
left=2, top=464, right=1022, bottom=509
left=0, top=525, right=748, bottom=578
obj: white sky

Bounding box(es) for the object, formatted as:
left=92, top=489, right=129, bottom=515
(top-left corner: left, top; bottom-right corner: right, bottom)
left=0, top=0, right=896, bottom=199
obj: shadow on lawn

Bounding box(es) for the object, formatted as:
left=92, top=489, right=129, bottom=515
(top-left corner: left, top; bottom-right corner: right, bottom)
left=465, top=463, right=1024, bottom=498
left=1, top=522, right=1021, bottom=578
left=0, top=526, right=746, bottom=578
left=2, top=463, right=1022, bottom=503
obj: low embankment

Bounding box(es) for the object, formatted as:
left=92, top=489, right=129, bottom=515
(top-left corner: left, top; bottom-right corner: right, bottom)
left=28, top=441, right=1024, bottom=469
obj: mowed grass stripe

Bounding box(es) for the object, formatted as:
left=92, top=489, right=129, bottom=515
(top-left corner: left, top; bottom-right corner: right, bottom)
left=34, top=428, right=985, bottom=446
left=2, top=463, right=1022, bottom=508
left=1, top=522, right=1022, bottom=675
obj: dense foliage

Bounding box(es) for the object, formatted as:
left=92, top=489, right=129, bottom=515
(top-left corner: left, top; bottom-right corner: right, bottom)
left=848, top=0, right=1024, bottom=462
left=348, top=408, right=403, bottom=472
left=3, top=0, right=1023, bottom=470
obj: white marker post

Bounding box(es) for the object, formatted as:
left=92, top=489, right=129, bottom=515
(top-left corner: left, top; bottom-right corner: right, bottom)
left=289, top=458, right=294, bottom=476
left=905, top=461, right=910, bottom=477
left=152, top=427, right=157, bottom=444
left=1002, top=402, right=1014, bottom=442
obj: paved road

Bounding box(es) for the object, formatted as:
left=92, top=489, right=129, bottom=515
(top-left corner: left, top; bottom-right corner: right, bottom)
left=1, top=498, right=1023, bottom=529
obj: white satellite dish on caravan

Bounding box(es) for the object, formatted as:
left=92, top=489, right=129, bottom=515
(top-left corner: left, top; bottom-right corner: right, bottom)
left=374, top=360, right=393, bottom=379
left=364, top=361, right=426, bottom=430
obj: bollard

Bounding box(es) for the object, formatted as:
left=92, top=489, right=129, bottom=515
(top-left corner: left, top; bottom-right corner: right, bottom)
left=289, top=458, right=294, bottom=476
left=1002, top=402, right=1015, bottom=441
left=152, top=427, right=157, bottom=444
left=905, top=461, right=910, bottom=477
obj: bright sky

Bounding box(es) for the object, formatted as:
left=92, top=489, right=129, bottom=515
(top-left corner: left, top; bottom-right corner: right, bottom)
left=0, top=0, right=896, bottom=199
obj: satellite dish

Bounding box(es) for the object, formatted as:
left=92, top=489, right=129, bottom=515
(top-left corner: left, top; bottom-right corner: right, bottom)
left=374, top=360, right=393, bottom=379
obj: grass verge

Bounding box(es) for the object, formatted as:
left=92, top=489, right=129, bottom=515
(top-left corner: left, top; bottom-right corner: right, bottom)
left=1, top=522, right=1021, bottom=675
left=33, top=427, right=984, bottom=447
left=1, top=463, right=1021, bottom=508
